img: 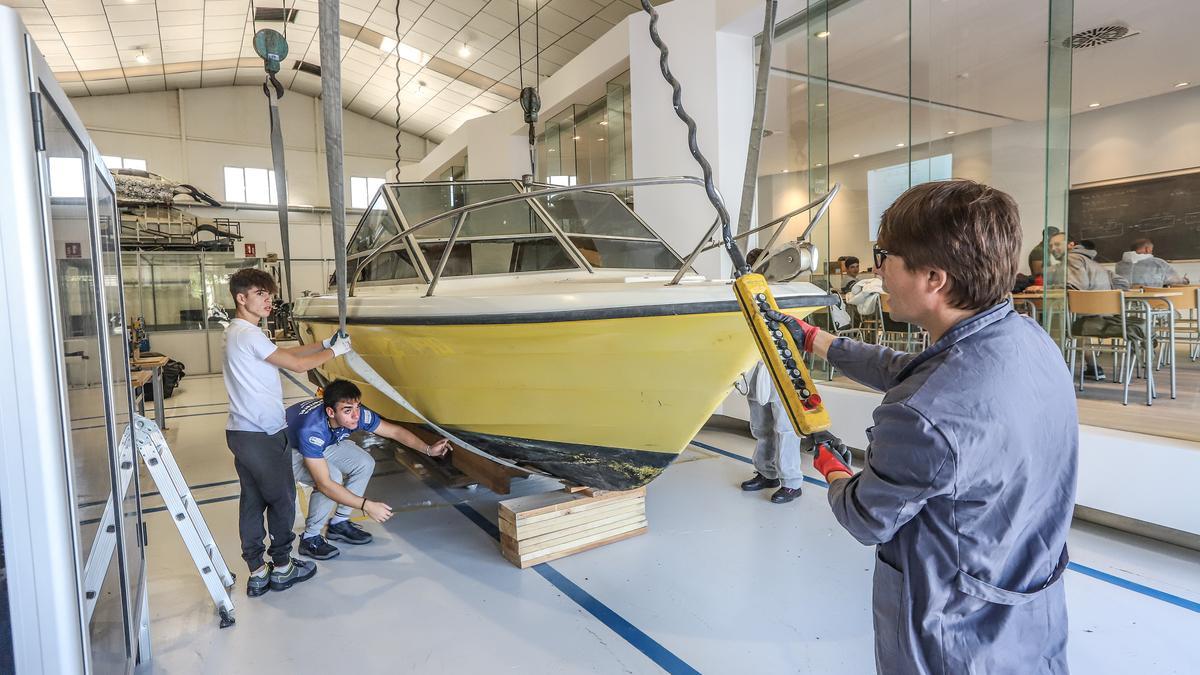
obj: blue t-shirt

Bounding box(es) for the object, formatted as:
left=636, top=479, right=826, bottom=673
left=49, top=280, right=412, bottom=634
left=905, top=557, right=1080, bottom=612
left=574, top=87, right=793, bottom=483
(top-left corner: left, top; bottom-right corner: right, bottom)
left=285, top=398, right=382, bottom=459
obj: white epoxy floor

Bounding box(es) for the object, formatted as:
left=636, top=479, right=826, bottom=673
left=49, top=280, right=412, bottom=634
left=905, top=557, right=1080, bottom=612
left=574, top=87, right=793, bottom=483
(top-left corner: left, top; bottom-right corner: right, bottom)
left=135, top=374, right=1200, bottom=674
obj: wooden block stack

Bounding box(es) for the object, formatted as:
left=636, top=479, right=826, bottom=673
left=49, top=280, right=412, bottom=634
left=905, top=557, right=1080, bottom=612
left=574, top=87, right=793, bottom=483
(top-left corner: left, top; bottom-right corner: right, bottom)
left=498, top=487, right=647, bottom=568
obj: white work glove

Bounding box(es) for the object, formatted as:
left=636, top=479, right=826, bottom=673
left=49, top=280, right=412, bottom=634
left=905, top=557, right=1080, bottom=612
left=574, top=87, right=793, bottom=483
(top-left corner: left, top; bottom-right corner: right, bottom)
left=325, top=331, right=352, bottom=356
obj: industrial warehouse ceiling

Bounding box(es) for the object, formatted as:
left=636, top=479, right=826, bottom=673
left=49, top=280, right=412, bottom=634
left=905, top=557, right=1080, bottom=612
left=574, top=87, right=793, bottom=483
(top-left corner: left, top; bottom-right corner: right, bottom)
left=10, top=0, right=665, bottom=142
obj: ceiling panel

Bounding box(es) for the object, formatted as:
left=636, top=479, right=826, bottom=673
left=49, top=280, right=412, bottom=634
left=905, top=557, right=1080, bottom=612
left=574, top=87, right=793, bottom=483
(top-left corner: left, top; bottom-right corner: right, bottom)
left=38, top=0, right=664, bottom=142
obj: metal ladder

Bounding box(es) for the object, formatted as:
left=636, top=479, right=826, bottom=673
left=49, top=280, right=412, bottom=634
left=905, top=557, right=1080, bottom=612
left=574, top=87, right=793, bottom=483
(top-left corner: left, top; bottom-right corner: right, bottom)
left=84, top=415, right=237, bottom=634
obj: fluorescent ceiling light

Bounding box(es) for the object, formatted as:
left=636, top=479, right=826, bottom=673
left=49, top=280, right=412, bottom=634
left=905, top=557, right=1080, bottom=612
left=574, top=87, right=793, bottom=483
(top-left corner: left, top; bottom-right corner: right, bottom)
left=816, top=31, right=830, bottom=38
left=380, top=37, right=430, bottom=66
left=135, top=49, right=149, bottom=65
left=458, top=43, right=471, bottom=58
left=1175, top=81, right=1189, bottom=88
left=1088, top=102, right=1100, bottom=108
left=852, top=153, right=861, bottom=158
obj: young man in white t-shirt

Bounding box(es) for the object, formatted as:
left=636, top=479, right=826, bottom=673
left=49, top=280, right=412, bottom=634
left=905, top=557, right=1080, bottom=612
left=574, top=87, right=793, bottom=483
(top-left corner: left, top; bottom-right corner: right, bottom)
left=223, top=268, right=351, bottom=597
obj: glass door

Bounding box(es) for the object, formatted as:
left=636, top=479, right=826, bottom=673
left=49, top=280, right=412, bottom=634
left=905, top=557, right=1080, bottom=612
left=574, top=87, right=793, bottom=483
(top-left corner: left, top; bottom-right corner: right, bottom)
left=38, top=89, right=129, bottom=672
left=95, top=166, right=144, bottom=653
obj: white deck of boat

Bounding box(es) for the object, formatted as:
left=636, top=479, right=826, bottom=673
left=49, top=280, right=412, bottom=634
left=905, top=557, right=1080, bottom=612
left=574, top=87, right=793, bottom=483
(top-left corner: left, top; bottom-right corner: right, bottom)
left=136, top=374, right=1200, bottom=674
left=295, top=270, right=830, bottom=319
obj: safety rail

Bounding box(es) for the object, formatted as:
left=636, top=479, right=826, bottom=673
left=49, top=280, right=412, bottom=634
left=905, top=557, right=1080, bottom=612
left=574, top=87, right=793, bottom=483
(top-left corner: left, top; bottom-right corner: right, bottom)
left=349, top=175, right=709, bottom=297
left=668, top=183, right=840, bottom=286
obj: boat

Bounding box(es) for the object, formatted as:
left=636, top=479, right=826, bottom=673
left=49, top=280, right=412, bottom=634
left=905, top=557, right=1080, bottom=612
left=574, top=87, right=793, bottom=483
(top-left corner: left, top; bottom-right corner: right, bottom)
left=291, top=177, right=835, bottom=490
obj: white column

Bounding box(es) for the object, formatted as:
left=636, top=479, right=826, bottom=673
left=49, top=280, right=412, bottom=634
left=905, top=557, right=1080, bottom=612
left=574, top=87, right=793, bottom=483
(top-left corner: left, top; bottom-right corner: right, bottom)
left=628, top=0, right=756, bottom=280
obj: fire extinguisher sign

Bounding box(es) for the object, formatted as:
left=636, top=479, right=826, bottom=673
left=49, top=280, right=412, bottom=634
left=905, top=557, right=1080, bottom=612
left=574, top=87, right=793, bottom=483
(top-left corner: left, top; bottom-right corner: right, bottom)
left=244, top=243, right=256, bottom=257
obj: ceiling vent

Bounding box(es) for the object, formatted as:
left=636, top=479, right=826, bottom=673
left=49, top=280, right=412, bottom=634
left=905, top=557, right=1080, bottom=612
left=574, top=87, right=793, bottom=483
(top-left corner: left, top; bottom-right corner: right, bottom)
left=254, top=7, right=299, bottom=23
left=292, top=60, right=321, bottom=77
left=1064, top=24, right=1134, bottom=49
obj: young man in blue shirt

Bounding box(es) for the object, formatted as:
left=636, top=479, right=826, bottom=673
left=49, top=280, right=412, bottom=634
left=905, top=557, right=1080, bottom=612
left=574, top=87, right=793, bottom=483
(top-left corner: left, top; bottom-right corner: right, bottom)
left=223, top=268, right=351, bottom=597
left=287, top=379, right=449, bottom=560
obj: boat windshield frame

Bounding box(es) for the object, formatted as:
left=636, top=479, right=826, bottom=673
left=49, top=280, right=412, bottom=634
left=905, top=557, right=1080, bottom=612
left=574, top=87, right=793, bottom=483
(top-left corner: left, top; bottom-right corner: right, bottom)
left=348, top=176, right=707, bottom=296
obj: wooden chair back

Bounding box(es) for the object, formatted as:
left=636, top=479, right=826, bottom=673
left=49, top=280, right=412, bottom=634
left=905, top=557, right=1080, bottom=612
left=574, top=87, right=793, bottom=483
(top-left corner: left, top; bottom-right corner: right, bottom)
left=1066, top=289, right=1123, bottom=315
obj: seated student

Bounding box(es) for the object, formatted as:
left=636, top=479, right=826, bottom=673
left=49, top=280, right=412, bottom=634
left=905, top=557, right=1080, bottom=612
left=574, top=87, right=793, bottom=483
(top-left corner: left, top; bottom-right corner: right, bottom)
left=286, top=380, right=450, bottom=560
left=1115, top=238, right=1190, bottom=287
left=839, top=256, right=862, bottom=294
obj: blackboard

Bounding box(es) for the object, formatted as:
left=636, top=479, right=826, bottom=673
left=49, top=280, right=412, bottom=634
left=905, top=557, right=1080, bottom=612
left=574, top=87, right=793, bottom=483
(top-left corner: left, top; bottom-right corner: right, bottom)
left=1068, top=171, right=1200, bottom=262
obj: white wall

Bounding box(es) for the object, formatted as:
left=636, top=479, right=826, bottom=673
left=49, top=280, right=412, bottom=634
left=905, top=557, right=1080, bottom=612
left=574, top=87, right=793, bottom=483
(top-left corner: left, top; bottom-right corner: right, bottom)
left=71, top=86, right=432, bottom=208
left=70, top=86, right=436, bottom=372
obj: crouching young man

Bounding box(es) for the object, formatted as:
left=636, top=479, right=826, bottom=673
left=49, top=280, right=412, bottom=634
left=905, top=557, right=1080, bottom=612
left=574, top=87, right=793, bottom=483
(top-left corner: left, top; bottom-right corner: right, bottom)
left=286, top=379, right=450, bottom=560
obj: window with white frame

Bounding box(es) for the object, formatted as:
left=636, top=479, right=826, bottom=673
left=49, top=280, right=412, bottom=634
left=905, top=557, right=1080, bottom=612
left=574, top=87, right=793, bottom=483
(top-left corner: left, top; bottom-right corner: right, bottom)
left=224, top=166, right=278, bottom=205
left=101, top=155, right=147, bottom=171
left=351, top=176, right=386, bottom=210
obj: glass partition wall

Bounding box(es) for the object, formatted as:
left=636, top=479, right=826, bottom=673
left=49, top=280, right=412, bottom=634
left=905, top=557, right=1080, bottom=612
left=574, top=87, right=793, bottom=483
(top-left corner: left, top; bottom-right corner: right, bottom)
left=537, top=72, right=634, bottom=202
left=764, top=0, right=1200, bottom=443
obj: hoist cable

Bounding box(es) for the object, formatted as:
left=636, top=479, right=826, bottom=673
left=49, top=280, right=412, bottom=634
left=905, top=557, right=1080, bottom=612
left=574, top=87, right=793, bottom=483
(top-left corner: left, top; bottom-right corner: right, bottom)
left=637, top=0, right=745, bottom=275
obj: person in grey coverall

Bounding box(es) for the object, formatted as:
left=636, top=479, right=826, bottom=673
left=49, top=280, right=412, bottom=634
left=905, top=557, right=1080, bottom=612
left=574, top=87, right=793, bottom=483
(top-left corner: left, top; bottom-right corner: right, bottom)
left=769, top=180, right=1078, bottom=674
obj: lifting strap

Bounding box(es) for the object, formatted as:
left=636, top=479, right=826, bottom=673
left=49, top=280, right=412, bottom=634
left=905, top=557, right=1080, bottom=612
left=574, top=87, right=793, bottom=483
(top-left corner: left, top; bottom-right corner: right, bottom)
left=735, top=0, right=778, bottom=238
left=314, top=0, right=527, bottom=473
left=266, top=81, right=294, bottom=302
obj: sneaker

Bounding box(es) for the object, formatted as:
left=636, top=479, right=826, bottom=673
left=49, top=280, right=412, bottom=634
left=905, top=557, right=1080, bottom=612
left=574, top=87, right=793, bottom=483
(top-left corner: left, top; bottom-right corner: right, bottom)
left=326, top=519, right=372, bottom=545
left=246, top=565, right=271, bottom=597
left=298, top=535, right=340, bottom=560
left=269, top=558, right=317, bottom=592
left=1084, top=364, right=1107, bottom=382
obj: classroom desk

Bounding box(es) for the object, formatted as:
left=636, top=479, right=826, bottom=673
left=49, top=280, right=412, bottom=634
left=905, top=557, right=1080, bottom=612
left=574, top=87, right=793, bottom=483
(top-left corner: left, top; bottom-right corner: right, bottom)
left=131, top=354, right=169, bottom=429
left=1125, top=291, right=1181, bottom=404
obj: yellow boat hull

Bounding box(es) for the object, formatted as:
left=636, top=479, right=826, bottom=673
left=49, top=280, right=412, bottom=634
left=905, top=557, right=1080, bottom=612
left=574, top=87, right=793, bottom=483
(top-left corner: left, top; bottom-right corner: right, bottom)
left=298, top=305, right=821, bottom=489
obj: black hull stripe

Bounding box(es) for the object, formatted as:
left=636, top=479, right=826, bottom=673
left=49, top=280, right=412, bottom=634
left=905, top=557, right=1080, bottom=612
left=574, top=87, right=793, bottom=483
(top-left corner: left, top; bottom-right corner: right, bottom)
left=294, top=293, right=836, bottom=326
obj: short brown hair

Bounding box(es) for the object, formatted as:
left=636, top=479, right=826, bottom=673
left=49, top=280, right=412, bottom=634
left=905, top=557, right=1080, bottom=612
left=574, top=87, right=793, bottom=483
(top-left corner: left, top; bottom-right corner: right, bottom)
left=877, top=179, right=1020, bottom=311
left=1130, top=238, right=1152, bottom=251
left=228, top=268, right=278, bottom=303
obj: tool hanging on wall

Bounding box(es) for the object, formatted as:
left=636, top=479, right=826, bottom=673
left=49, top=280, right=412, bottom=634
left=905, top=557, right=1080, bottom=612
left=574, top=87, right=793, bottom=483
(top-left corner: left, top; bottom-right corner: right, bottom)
left=637, top=0, right=849, bottom=462
left=516, top=0, right=542, bottom=185
left=254, top=24, right=295, bottom=304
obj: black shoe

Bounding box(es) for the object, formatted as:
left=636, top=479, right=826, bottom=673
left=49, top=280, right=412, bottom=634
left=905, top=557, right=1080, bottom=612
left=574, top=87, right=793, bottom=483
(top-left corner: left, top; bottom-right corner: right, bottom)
left=741, top=473, right=781, bottom=491
left=269, top=558, right=317, bottom=591
left=246, top=565, right=271, bottom=597
left=326, top=519, right=372, bottom=545
left=1084, top=364, right=1107, bottom=382
left=770, top=486, right=803, bottom=503
left=298, top=535, right=340, bottom=560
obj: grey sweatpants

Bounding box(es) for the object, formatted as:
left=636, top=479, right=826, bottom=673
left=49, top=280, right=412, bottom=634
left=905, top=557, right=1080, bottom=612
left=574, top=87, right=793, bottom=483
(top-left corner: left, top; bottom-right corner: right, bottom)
left=291, top=440, right=376, bottom=539
left=748, top=396, right=804, bottom=489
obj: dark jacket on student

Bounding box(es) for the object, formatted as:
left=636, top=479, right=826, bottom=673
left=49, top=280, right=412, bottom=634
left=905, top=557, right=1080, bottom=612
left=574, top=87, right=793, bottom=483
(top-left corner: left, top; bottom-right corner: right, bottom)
left=825, top=300, right=1077, bottom=675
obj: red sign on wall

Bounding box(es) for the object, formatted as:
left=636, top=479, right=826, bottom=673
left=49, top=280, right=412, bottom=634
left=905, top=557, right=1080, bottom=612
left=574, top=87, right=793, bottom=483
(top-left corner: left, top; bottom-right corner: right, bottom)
left=244, top=243, right=256, bottom=257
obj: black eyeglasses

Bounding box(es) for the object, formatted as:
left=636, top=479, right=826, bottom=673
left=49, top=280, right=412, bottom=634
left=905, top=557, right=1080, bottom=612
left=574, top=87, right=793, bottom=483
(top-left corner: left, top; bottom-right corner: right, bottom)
left=873, top=246, right=890, bottom=269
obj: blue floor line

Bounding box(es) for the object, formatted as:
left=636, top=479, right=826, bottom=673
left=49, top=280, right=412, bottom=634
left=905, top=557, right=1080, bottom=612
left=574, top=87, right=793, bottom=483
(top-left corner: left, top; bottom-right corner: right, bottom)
left=690, top=437, right=1200, bottom=615
left=1066, top=562, right=1200, bottom=614
left=428, top=484, right=701, bottom=674
left=689, top=439, right=828, bottom=488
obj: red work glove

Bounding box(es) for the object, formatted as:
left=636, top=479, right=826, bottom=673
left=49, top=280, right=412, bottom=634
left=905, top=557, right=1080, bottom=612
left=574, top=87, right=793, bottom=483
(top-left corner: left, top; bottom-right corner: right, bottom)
left=764, top=309, right=819, bottom=352
left=813, top=442, right=853, bottom=481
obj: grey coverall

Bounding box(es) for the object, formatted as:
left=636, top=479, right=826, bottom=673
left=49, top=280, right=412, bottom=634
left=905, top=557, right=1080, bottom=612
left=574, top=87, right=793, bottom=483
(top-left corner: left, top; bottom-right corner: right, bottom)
left=746, top=362, right=804, bottom=489
left=825, top=300, right=1078, bottom=675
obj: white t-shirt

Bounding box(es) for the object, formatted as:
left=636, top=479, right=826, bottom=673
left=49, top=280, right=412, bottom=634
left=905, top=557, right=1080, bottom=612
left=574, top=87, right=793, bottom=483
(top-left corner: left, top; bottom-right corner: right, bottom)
left=223, top=318, right=285, bottom=434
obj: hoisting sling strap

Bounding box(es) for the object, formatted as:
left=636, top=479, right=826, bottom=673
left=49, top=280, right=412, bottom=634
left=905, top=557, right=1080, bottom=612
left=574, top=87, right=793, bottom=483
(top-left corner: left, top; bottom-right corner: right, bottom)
left=313, top=0, right=526, bottom=473
left=266, top=80, right=294, bottom=303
